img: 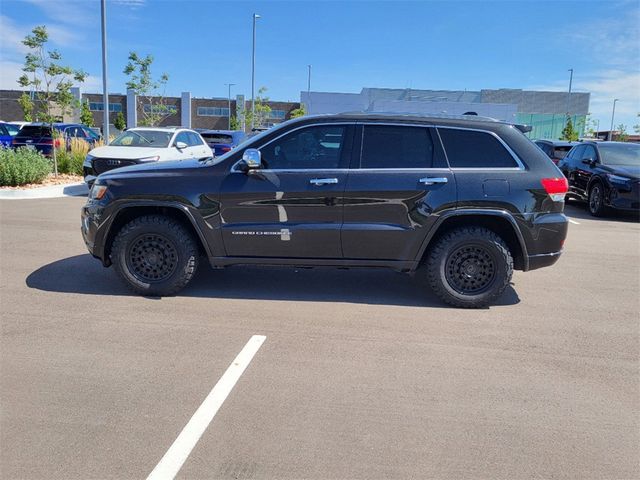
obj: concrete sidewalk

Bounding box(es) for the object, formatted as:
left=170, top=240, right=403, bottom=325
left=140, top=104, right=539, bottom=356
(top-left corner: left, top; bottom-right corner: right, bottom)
left=0, top=182, right=88, bottom=200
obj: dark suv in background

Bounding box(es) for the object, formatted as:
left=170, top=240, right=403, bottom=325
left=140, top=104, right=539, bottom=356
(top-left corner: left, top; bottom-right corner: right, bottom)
left=12, top=123, right=100, bottom=156
left=81, top=113, right=568, bottom=308
left=558, top=141, right=640, bottom=216
left=535, top=139, right=579, bottom=165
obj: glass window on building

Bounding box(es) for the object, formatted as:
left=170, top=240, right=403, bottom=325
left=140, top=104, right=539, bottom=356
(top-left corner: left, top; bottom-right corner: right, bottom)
left=143, top=104, right=178, bottom=114
left=269, top=110, right=286, bottom=119
left=89, top=102, right=123, bottom=112
left=197, top=107, right=230, bottom=117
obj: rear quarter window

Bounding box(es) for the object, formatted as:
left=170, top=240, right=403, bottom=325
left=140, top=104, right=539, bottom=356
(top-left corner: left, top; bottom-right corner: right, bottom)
left=438, top=128, right=518, bottom=168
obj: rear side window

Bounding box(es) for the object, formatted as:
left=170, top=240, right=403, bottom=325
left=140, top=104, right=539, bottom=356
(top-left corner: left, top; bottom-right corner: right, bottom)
left=361, top=125, right=434, bottom=169
left=438, top=128, right=518, bottom=168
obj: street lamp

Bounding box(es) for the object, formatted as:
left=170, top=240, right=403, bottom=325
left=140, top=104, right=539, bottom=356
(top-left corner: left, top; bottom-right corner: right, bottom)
left=100, top=0, right=109, bottom=143
left=307, top=64, right=312, bottom=95
left=251, top=13, right=260, bottom=130
left=609, top=99, right=619, bottom=141
left=225, top=83, right=236, bottom=129
left=566, top=68, right=573, bottom=118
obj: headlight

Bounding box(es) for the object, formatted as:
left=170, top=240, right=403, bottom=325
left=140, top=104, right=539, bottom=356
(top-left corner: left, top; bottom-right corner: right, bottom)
left=90, top=184, right=108, bottom=200
left=83, top=154, right=94, bottom=168
left=138, top=155, right=160, bottom=163
left=607, top=174, right=631, bottom=185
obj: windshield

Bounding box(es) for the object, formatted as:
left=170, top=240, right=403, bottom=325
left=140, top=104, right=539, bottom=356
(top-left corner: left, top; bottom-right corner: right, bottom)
left=110, top=129, right=172, bottom=147
left=598, top=143, right=640, bottom=166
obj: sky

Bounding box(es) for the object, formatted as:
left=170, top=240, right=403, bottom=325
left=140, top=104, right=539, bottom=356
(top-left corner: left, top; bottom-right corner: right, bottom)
left=1, top=0, right=639, bottom=129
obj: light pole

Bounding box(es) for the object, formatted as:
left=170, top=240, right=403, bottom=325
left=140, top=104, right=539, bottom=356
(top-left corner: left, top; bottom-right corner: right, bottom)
left=251, top=13, right=260, bottom=130
left=595, top=119, right=600, bottom=139
left=565, top=68, right=573, bottom=118
left=225, top=83, right=235, bottom=129
left=307, top=64, right=312, bottom=95
left=609, top=99, right=619, bottom=140
left=100, top=0, right=109, bottom=143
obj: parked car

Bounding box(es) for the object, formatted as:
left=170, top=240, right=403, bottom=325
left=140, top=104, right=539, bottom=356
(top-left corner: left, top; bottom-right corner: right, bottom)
left=83, top=127, right=212, bottom=184
left=11, top=123, right=100, bottom=156
left=534, top=140, right=579, bottom=165
left=81, top=113, right=569, bottom=308
left=197, top=129, right=246, bottom=156
left=0, top=122, right=21, bottom=147
left=558, top=141, right=639, bottom=216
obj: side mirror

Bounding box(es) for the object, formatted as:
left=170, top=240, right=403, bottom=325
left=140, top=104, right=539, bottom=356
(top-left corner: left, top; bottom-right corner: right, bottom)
left=581, top=157, right=596, bottom=166
left=175, top=141, right=188, bottom=150
left=239, top=148, right=262, bottom=172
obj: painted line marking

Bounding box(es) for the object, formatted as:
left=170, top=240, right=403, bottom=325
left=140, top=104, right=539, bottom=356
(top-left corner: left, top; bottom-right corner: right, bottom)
left=147, top=335, right=266, bottom=480
left=568, top=219, right=580, bottom=225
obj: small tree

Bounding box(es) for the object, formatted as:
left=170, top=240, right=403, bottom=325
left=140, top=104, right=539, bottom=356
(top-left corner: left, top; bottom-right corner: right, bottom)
left=18, top=93, right=34, bottom=121
left=246, top=86, right=272, bottom=130
left=124, top=52, right=172, bottom=127
left=229, top=115, right=240, bottom=130
left=80, top=100, right=94, bottom=126
left=114, top=111, right=126, bottom=131
left=633, top=113, right=639, bottom=135
left=18, top=25, right=86, bottom=175
left=616, top=124, right=628, bottom=142
left=289, top=104, right=306, bottom=118
left=560, top=116, right=578, bottom=141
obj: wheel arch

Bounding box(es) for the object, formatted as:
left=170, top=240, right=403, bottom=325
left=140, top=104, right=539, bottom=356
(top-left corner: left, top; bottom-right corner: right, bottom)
left=102, top=203, right=210, bottom=266
left=416, top=210, right=528, bottom=271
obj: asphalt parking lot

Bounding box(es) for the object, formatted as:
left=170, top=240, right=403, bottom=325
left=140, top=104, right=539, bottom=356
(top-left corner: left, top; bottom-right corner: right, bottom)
left=1, top=197, right=638, bottom=480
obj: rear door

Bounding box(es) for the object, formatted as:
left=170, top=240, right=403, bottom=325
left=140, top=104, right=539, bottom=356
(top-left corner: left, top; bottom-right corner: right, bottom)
left=341, top=123, right=456, bottom=261
left=219, top=123, right=354, bottom=258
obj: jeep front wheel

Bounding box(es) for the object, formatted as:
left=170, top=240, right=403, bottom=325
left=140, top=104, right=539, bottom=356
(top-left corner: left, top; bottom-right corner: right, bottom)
left=424, top=227, right=513, bottom=308
left=111, top=215, right=199, bottom=296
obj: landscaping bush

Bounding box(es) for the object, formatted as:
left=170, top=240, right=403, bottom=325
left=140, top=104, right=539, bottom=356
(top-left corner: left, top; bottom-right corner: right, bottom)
left=0, top=147, right=52, bottom=186
left=56, top=138, right=92, bottom=175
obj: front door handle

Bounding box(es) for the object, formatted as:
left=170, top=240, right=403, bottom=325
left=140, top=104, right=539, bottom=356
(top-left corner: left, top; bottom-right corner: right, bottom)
left=310, top=178, right=338, bottom=186
left=419, top=177, right=448, bottom=186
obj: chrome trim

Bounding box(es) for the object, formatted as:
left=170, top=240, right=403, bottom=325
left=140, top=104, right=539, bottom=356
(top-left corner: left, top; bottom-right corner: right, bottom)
left=419, top=177, right=448, bottom=185
left=310, top=177, right=339, bottom=185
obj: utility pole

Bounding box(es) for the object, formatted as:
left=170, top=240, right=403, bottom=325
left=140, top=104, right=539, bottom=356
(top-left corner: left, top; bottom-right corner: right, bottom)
left=251, top=13, right=260, bottom=130
left=100, top=0, right=109, bottom=143
left=609, top=99, right=619, bottom=141
left=225, top=83, right=235, bottom=129
left=307, top=64, right=312, bottom=95
left=565, top=68, right=573, bottom=124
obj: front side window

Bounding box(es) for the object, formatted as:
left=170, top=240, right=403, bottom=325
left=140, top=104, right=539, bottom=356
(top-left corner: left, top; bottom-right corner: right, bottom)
left=260, top=125, right=346, bottom=170
left=581, top=145, right=597, bottom=161
left=438, top=128, right=518, bottom=168
left=361, top=125, right=434, bottom=169
left=173, top=131, right=190, bottom=146
left=111, top=129, right=172, bottom=147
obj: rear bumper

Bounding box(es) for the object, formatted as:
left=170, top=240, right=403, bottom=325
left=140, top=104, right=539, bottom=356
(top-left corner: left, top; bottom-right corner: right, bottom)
left=527, top=250, right=563, bottom=271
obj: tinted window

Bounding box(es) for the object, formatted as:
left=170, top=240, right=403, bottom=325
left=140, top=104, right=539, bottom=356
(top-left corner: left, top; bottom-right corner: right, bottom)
left=439, top=128, right=518, bottom=168
left=260, top=125, right=346, bottom=170
left=4, top=124, right=20, bottom=136
left=553, top=146, right=572, bottom=159
left=0, top=124, right=7, bottom=136
left=361, top=125, right=434, bottom=169
left=16, top=125, right=52, bottom=138
left=581, top=145, right=597, bottom=161
left=187, top=131, right=203, bottom=146
left=201, top=133, right=234, bottom=144
left=567, top=145, right=585, bottom=162
left=535, top=142, right=551, bottom=156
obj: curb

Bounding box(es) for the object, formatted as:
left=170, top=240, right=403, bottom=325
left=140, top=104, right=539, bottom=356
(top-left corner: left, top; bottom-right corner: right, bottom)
left=0, top=182, right=89, bottom=200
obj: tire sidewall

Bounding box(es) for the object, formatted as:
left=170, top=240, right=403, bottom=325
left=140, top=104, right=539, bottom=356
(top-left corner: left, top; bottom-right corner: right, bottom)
left=589, top=182, right=605, bottom=216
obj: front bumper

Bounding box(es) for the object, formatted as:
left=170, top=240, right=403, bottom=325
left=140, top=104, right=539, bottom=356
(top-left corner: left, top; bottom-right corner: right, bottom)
left=607, top=181, right=640, bottom=211
left=81, top=202, right=107, bottom=264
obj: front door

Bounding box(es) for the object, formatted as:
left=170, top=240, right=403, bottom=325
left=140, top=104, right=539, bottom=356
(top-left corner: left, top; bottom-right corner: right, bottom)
left=219, top=123, right=354, bottom=258
left=341, top=124, right=456, bottom=261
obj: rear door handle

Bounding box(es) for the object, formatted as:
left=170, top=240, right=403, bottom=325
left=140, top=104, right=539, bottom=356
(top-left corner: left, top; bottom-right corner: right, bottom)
left=419, top=177, right=448, bottom=185
left=310, top=178, right=338, bottom=186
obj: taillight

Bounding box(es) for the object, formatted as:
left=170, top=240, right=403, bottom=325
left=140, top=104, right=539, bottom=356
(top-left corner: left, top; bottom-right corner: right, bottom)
left=541, top=177, right=568, bottom=202
left=12, top=138, right=18, bottom=145
left=53, top=138, right=63, bottom=148
left=221, top=146, right=231, bottom=153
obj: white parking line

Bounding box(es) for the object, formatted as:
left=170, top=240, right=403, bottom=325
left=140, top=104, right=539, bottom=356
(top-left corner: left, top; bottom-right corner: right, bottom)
left=147, top=335, right=266, bottom=480
left=568, top=219, right=580, bottom=225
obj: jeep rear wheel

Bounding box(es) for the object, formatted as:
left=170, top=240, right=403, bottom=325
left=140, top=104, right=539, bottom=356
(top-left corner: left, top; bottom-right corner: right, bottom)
left=424, top=227, right=513, bottom=308
left=111, top=215, right=198, bottom=296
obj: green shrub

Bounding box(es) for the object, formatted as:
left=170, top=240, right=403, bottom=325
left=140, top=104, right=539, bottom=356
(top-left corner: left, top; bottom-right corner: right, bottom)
left=0, top=147, right=52, bottom=186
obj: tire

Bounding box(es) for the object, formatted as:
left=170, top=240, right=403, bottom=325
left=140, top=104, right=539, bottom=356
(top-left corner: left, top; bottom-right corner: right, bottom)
left=111, top=215, right=199, bottom=296
left=588, top=182, right=607, bottom=217
left=424, top=227, right=513, bottom=309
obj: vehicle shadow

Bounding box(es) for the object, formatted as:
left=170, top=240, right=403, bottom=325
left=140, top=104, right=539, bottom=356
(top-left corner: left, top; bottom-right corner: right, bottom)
left=25, top=254, right=520, bottom=308
left=565, top=202, right=640, bottom=223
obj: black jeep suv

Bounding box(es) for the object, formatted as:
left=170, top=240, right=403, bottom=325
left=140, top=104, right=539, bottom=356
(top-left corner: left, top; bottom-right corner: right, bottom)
left=81, top=114, right=568, bottom=308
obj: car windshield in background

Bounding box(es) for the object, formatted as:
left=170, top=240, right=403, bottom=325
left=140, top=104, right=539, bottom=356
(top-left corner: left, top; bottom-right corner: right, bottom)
left=598, top=143, right=640, bottom=166
left=201, top=133, right=233, bottom=144
left=554, top=146, right=572, bottom=159
left=111, top=130, right=172, bottom=147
